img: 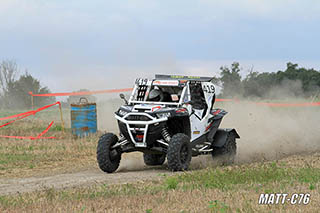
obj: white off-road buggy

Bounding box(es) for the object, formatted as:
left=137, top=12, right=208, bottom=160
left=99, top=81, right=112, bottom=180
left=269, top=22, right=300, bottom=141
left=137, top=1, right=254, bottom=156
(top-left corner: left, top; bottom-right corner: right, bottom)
left=97, top=75, right=240, bottom=173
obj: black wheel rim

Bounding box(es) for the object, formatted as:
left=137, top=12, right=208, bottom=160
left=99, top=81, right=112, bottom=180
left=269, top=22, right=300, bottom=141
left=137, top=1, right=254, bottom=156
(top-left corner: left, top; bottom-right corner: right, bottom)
left=180, top=144, right=189, bottom=164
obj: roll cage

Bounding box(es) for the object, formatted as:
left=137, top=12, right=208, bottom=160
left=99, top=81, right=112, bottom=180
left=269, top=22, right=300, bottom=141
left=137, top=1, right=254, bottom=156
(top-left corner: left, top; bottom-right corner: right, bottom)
left=128, top=75, right=215, bottom=107
left=128, top=79, right=186, bottom=106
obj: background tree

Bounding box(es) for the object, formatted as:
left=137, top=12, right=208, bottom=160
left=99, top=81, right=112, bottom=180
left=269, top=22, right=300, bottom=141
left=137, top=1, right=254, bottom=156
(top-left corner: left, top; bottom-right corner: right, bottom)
left=0, top=60, right=19, bottom=108
left=0, top=59, right=55, bottom=109
left=242, top=72, right=278, bottom=98
left=221, top=62, right=320, bottom=99
left=219, top=62, right=243, bottom=97
left=7, top=72, right=56, bottom=109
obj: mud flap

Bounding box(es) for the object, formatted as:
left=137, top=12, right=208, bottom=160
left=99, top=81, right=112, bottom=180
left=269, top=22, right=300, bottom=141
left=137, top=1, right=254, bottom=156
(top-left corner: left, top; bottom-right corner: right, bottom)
left=212, top=128, right=240, bottom=148
left=207, top=118, right=222, bottom=142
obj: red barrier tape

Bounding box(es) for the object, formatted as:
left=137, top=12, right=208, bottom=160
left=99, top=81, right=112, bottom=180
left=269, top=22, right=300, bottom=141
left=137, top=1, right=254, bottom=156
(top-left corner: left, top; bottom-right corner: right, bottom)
left=0, top=111, right=34, bottom=121
left=217, top=98, right=320, bottom=106
left=254, top=102, right=320, bottom=107
left=0, top=102, right=61, bottom=140
left=0, top=112, right=34, bottom=128
left=0, top=102, right=61, bottom=121
left=29, top=88, right=133, bottom=97
left=215, top=98, right=320, bottom=106
left=216, top=99, right=234, bottom=102
left=0, top=135, right=56, bottom=139
left=0, top=121, right=56, bottom=140
left=28, top=87, right=320, bottom=107
left=36, top=121, right=54, bottom=138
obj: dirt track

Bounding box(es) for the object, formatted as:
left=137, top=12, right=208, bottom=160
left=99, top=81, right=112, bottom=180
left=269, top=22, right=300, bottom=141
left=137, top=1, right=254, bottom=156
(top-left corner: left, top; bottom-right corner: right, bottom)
left=0, top=166, right=172, bottom=195
left=0, top=155, right=219, bottom=196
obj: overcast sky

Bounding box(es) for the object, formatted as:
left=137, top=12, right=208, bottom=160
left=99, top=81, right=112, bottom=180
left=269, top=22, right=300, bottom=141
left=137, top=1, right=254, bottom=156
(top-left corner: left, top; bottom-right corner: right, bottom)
left=1, top=0, right=320, bottom=92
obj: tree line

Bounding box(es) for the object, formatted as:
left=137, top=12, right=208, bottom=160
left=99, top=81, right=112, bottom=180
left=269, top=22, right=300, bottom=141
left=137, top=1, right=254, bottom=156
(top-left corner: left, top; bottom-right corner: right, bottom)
left=218, top=62, right=320, bottom=99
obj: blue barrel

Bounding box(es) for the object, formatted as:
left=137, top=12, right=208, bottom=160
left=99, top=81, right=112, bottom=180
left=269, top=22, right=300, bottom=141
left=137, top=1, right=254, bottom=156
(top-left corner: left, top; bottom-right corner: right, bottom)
left=71, top=98, right=97, bottom=137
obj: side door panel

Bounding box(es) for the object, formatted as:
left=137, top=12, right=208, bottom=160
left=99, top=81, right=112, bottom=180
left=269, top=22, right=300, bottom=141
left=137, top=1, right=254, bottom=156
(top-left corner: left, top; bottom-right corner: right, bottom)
left=189, top=82, right=215, bottom=141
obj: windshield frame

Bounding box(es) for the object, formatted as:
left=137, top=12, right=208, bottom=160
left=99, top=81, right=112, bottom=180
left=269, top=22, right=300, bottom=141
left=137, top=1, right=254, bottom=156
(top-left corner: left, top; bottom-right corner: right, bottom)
left=128, top=81, right=188, bottom=106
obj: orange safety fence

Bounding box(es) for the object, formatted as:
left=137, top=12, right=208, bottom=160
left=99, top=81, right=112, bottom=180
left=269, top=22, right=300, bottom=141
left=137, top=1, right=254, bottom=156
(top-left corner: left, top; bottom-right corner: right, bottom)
left=216, top=99, right=320, bottom=107
left=28, top=87, right=320, bottom=107
left=28, top=88, right=133, bottom=97
left=253, top=101, right=320, bottom=107
left=28, top=87, right=320, bottom=106
left=29, top=88, right=234, bottom=100
left=216, top=98, right=234, bottom=102
left=225, top=100, right=320, bottom=107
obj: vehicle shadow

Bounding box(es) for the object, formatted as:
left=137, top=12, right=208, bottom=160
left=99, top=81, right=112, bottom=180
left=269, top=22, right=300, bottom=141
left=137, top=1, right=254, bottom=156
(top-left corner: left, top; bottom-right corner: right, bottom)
left=116, top=154, right=232, bottom=173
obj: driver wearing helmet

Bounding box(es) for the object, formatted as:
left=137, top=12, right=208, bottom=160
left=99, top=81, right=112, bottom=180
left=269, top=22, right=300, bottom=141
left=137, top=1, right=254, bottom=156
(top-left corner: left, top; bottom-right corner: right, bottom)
left=147, top=88, right=163, bottom=102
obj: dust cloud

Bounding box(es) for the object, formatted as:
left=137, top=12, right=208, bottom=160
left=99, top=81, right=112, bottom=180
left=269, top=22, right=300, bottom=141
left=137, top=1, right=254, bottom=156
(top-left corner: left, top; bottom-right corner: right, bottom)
left=187, top=102, right=320, bottom=170
left=96, top=98, right=123, bottom=134
left=223, top=102, right=320, bottom=163
left=222, top=79, right=320, bottom=164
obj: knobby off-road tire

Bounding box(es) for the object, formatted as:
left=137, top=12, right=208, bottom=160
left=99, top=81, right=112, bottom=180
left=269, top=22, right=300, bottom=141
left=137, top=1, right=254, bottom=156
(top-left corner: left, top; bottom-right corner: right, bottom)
left=143, top=153, right=166, bottom=166
left=167, top=133, right=192, bottom=171
left=97, top=133, right=121, bottom=173
left=211, top=134, right=236, bottom=165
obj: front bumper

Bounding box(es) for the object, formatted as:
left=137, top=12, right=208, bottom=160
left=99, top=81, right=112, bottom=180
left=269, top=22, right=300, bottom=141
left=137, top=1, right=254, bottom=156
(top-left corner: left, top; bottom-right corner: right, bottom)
left=115, top=112, right=167, bottom=147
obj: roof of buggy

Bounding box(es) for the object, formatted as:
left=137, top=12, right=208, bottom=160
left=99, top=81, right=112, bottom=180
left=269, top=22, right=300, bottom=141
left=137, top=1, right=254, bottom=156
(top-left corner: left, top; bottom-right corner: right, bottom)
left=155, top=74, right=213, bottom=82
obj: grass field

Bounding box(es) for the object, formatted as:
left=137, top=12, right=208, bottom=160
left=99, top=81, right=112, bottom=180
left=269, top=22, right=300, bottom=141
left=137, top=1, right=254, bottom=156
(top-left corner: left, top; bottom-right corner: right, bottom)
left=0, top=108, right=99, bottom=178
left=0, top=133, right=98, bottom=178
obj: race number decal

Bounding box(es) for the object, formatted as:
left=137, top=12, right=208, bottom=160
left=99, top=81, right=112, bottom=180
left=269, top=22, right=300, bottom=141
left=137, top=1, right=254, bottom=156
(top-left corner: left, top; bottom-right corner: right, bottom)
left=135, top=78, right=148, bottom=86
left=203, top=84, right=215, bottom=93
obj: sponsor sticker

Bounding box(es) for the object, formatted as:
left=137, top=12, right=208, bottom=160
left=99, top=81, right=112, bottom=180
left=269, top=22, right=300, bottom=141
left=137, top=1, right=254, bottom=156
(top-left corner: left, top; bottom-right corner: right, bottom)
left=153, top=80, right=179, bottom=86
left=258, top=193, right=310, bottom=205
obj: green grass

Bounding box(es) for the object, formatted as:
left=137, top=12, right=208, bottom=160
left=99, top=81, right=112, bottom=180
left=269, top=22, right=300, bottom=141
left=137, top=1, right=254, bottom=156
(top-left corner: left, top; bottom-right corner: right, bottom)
left=208, top=200, right=230, bottom=213
left=165, top=176, right=179, bottom=190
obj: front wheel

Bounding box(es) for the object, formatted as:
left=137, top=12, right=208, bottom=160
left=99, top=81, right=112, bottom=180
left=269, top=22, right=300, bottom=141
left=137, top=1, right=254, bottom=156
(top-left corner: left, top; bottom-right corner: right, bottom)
left=167, top=133, right=192, bottom=171
left=97, top=133, right=121, bottom=173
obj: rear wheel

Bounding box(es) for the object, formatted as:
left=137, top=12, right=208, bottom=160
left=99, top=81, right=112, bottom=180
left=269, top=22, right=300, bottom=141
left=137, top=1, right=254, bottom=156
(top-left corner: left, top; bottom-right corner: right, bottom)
left=97, top=133, right=121, bottom=173
left=143, top=153, right=166, bottom=166
left=167, top=133, right=192, bottom=171
left=211, top=134, right=236, bottom=165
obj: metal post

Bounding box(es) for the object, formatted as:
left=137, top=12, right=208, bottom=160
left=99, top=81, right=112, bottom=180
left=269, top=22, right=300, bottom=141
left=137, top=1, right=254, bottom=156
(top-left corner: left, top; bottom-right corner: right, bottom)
left=58, top=103, right=65, bottom=132
left=31, top=95, right=34, bottom=110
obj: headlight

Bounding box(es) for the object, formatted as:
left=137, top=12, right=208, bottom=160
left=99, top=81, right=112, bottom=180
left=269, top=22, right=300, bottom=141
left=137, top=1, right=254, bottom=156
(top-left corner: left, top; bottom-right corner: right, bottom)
left=156, top=112, right=171, bottom=119
left=118, top=109, right=128, bottom=116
